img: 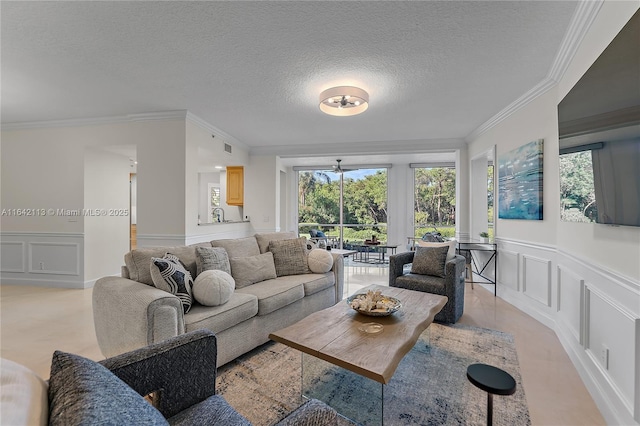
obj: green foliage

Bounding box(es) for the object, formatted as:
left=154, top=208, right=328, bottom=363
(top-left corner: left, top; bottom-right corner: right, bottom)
left=559, top=151, right=597, bottom=222
left=414, top=167, right=456, bottom=227
left=298, top=169, right=388, bottom=227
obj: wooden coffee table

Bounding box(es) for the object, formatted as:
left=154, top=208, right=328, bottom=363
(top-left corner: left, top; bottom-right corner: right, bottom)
left=269, top=284, right=447, bottom=424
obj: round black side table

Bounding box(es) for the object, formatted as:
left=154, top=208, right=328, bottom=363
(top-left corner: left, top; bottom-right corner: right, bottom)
left=466, top=363, right=516, bottom=426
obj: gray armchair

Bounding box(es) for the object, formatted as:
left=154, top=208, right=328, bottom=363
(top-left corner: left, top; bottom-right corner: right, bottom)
left=389, top=252, right=466, bottom=323
left=36, top=329, right=337, bottom=425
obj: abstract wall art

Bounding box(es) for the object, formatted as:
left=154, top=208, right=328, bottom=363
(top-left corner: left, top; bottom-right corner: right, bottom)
left=498, top=139, right=544, bottom=220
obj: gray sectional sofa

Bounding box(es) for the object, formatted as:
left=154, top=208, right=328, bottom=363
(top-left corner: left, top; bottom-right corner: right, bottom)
left=93, top=232, right=344, bottom=366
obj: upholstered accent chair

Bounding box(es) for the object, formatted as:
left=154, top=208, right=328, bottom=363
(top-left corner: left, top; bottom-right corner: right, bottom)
left=389, top=250, right=466, bottom=323
left=2, top=330, right=338, bottom=426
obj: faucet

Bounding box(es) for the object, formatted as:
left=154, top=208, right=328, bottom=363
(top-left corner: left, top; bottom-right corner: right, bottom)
left=212, top=207, right=225, bottom=223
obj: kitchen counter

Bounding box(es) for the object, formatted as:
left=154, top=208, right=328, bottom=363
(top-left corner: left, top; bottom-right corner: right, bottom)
left=198, top=220, right=250, bottom=226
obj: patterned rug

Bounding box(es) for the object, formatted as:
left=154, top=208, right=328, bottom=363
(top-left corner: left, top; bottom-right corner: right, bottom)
left=216, top=323, right=531, bottom=426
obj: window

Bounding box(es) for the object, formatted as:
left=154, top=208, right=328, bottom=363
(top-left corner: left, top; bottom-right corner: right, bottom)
left=208, top=184, right=221, bottom=223
left=413, top=166, right=456, bottom=240
left=297, top=167, right=388, bottom=247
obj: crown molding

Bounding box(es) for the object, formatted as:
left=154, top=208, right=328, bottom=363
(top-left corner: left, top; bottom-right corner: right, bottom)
left=465, top=77, right=557, bottom=142
left=465, top=0, right=604, bottom=143
left=252, top=138, right=467, bottom=157
left=547, top=0, right=604, bottom=83
left=185, top=111, right=249, bottom=151
left=1, top=110, right=189, bottom=131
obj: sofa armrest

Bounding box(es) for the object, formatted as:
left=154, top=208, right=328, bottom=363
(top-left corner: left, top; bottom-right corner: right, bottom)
left=93, top=276, right=185, bottom=358
left=276, top=399, right=338, bottom=426
left=329, top=253, right=345, bottom=302
left=389, top=251, right=415, bottom=286
left=99, top=330, right=217, bottom=420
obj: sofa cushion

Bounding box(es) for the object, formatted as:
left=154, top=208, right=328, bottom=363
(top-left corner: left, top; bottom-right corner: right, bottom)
left=192, top=270, right=235, bottom=306
left=307, top=249, right=334, bottom=273
left=125, top=246, right=197, bottom=286
left=255, top=232, right=297, bottom=254
left=268, top=238, right=310, bottom=277
left=195, top=246, right=231, bottom=276
left=235, top=279, right=305, bottom=316
left=395, top=273, right=446, bottom=294
left=411, top=245, right=449, bottom=278
left=168, top=394, right=250, bottom=426
left=0, top=358, right=48, bottom=426
left=151, top=253, right=194, bottom=314
left=229, top=252, right=277, bottom=289
left=48, top=351, right=168, bottom=426
left=184, top=293, right=258, bottom=334
left=211, top=236, right=260, bottom=259
left=271, top=273, right=334, bottom=297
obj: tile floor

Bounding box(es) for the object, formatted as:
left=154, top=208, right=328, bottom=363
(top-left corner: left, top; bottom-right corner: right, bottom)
left=1, top=259, right=606, bottom=425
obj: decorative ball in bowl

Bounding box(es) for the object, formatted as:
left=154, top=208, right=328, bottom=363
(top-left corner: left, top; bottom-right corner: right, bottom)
left=347, top=290, right=402, bottom=317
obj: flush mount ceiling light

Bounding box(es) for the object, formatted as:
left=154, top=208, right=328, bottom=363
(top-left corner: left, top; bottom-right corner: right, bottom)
left=319, top=86, right=369, bottom=117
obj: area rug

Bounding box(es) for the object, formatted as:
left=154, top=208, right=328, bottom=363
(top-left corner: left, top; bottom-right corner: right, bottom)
left=216, top=323, right=531, bottom=426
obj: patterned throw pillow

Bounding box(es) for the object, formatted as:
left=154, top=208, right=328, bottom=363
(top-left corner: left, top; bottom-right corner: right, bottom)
left=411, top=245, right=450, bottom=277
left=268, top=237, right=310, bottom=277
left=195, top=246, right=231, bottom=276
left=229, top=252, right=277, bottom=289
left=48, top=351, right=167, bottom=425
left=150, top=253, right=194, bottom=314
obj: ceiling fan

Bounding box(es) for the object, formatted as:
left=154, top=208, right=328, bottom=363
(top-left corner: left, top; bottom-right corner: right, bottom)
left=332, top=159, right=357, bottom=174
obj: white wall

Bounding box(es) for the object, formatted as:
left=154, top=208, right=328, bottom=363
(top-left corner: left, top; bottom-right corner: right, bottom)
left=245, top=155, right=281, bottom=233
left=1, top=116, right=189, bottom=285
left=467, top=3, right=640, bottom=424
left=84, top=147, right=130, bottom=283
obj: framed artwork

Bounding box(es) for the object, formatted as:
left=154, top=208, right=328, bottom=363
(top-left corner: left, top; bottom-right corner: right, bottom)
left=498, top=139, right=543, bottom=220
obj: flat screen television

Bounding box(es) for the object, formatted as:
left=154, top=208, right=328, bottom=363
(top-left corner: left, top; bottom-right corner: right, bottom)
left=558, top=9, right=640, bottom=227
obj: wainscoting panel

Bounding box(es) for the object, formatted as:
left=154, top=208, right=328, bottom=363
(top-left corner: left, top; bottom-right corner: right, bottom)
left=522, top=254, right=552, bottom=307
left=0, top=241, right=25, bottom=272
left=28, top=242, right=80, bottom=275
left=585, top=284, right=638, bottom=416
left=557, top=265, right=585, bottom=345
left=497, top=249, right=519, bottom=291
left=1, top=232, right=85, bottom=288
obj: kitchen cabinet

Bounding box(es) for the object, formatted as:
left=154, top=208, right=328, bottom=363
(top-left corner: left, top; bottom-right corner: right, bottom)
left=226, top=166, right=244, bottom=206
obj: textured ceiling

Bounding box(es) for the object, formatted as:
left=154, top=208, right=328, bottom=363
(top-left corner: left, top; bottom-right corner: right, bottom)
left=2, top=1, right=579, bottom=159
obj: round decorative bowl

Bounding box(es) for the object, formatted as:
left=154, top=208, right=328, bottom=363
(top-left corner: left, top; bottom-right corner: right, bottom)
left=346, top=294, right=402, bottom=317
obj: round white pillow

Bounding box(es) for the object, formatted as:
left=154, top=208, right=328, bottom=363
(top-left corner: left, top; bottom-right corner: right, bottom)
left=307, top=249, right=334, bottom=273
left=193, top=270, right=235, bottom=306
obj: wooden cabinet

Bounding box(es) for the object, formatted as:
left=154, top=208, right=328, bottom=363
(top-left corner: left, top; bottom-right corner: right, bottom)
left=226, top=166, right=244, bottom=206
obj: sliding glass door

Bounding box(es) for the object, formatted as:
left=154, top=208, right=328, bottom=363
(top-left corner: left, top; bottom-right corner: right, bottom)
left=298, top=167, right=388, bottom=248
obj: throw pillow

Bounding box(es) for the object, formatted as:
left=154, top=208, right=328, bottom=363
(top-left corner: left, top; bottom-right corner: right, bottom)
left=417, top=239, right=457, bottom=262
left=229, top=252, right=277, bottom=289
left=254, top=232, right=297, bottom=254
left=150, top=253, right=194, bottom=314
left=195, top=246, right=231, bottom=276
left=1, top=358, right=48, bottom=426
left=306, top=239, right=317, bottom=251
left=210, top=236, right=260, bottom=259
left=48, top=351, right=168, bottom=426
left=192, top=270, right=235, bottom=306
left=411, top=245, right=450, bottom=277
left=307, top=249, right=334, bottom=273
left=268, top=237, right=310, bottom=277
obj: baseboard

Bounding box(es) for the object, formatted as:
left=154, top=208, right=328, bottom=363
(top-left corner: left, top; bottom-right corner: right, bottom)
left=1, top=276, right=86, bottom=289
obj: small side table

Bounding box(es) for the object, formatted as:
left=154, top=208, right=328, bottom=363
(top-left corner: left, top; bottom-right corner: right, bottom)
left=466, top=363, right=516, bottom=426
